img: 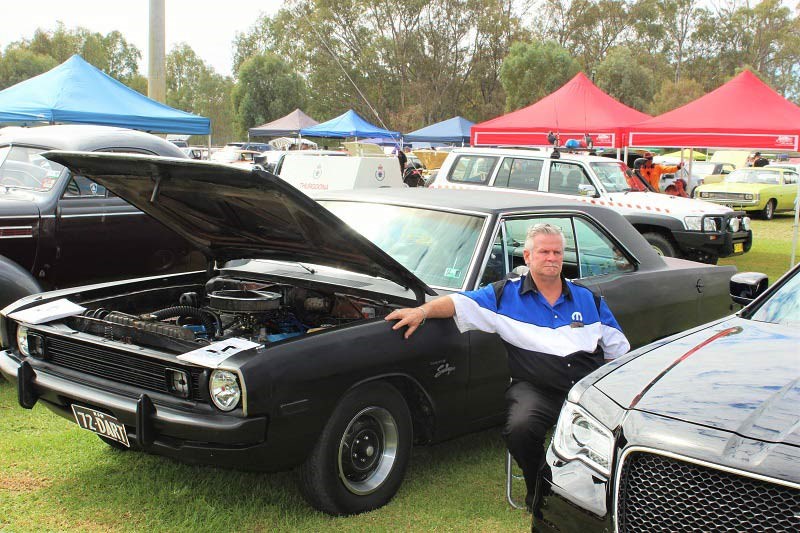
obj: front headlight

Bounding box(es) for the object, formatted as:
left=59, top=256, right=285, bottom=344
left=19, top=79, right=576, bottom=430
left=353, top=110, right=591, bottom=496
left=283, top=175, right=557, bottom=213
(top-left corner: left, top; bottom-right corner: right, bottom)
left=684, top=216, right=702, bottom=231
left=744, top=193, right=754, bottom=200
left=16, top=325, right=30, bottom=356
left=209, top=369, right=241, bottom=411
left=553, top=402, right=614, bottom=476
left=742, top=216, right=751, bottom=231
left=700, top=191, right=710, bottom=198
left=703, top=217, right=719, bottom=232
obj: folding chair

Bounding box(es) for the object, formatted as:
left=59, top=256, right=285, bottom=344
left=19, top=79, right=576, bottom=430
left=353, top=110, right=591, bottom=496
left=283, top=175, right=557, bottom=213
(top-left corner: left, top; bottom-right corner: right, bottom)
left=506, top=450, right=527, bottom=509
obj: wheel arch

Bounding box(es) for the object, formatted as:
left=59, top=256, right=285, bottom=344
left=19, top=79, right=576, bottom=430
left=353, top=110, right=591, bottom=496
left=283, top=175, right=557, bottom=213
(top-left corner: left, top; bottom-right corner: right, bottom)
left=0, top=254, right=42, bottom=310
left=344, top=373, right=436, bottom=445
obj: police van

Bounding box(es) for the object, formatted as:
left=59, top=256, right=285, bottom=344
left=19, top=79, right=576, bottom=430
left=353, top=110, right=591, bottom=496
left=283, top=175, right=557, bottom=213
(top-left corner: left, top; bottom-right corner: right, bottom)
left=272, top=151, right=404, bottom=194
left=429, top=147, right=752, bottom=263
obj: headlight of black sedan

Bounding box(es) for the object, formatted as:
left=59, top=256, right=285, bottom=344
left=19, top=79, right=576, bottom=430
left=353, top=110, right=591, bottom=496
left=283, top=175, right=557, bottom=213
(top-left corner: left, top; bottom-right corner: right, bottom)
left=209, top=369, right=242, bottom=411
left=552, top=401, right=614, bottom=476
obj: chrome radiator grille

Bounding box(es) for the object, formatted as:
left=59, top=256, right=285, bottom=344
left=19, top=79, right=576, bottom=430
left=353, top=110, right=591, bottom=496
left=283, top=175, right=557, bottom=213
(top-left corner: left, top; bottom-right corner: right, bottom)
left=706, top=192, right=746, bottom=201
left=617, top=451, right=800, bottom=532
left=44, top=335, right=205, bottom=401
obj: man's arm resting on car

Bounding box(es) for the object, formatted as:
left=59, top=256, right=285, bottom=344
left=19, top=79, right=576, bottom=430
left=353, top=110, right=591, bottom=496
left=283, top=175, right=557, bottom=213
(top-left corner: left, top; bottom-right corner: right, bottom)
left=385, top=296, right=456, bottom=339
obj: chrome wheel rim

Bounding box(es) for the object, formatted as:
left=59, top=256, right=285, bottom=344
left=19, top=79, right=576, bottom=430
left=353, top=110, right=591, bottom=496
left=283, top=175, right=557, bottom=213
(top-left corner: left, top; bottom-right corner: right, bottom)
left=337, top=406, right=398, bottom=495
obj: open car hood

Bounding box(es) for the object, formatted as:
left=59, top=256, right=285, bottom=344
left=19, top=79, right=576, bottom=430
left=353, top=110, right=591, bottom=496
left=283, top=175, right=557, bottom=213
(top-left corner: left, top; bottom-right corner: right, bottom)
left=44, top=151, right=435, bottom=302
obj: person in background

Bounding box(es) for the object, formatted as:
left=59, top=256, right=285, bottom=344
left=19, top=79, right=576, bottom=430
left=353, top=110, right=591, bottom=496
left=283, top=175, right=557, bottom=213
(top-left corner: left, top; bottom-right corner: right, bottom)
left=397, top=146, right=407, bottom=173
left=752, top=152, right=769, bottom=167
left=385, top=223, right=630, bottom=515
left=639, top=151, right=682, bottom=192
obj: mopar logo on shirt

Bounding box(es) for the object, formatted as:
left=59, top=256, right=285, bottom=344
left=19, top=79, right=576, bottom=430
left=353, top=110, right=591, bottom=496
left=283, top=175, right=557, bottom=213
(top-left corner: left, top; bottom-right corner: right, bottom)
left=375, top=164, right=385, bottom=181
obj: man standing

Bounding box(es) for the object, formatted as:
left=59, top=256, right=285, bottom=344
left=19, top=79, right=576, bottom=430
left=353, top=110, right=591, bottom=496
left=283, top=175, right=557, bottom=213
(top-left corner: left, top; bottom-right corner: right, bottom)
left=385, top=223, right=629, bottom=511
left=639, top=151, right=682, bottom=192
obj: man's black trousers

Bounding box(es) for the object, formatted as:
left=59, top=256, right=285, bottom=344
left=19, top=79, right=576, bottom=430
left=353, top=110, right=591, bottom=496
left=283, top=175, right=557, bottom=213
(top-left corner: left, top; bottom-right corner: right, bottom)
left=502, top=380, right=567, bottom=507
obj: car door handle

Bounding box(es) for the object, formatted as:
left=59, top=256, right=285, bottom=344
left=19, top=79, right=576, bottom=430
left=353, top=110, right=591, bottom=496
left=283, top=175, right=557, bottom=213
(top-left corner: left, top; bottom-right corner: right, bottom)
left=696, top=279, right=705, bottom=293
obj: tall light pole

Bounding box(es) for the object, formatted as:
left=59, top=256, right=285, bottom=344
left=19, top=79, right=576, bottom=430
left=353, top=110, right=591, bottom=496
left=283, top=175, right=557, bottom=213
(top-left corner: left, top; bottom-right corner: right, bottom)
left=148, top=0, right=166, bottom=103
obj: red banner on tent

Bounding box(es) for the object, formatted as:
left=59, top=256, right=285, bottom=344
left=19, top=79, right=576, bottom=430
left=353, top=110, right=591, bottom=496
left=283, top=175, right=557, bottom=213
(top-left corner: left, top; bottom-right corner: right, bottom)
left=472, top=130, right=616, bottom=148
left=628, top=132, right=798, bottom=151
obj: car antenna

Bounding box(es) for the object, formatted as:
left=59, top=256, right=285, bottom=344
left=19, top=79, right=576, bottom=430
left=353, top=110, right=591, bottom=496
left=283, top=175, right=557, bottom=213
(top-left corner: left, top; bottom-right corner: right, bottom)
left=298, top=6, right=395, bottom=136
left=298, top=263, right=316, bottom=275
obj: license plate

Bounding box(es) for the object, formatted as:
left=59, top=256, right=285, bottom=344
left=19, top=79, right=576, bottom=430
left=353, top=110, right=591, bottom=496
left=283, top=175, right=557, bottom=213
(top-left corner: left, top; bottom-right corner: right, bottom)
left=734, top=242, right=744, bottom=253
left=71, top=404, right=129, bottom=447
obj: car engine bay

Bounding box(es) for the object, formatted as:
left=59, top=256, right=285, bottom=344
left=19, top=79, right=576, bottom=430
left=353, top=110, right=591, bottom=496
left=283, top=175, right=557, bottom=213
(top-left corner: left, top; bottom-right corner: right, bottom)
left=66, top=276, right=396, bottom=354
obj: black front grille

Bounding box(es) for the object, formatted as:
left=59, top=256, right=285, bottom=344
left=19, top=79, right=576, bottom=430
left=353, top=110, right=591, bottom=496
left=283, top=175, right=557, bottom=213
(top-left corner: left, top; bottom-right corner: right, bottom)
left=44, top=336, right=205, bottom=401
left=617, top=451, right=800, bottom=532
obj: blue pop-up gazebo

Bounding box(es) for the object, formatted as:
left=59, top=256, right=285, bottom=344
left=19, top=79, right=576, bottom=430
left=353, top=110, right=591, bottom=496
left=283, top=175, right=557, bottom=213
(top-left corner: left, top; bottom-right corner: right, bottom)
left=0, top=55, right=210, bottom=134
left=405, top=116, right=474, bottom=145
left=300, top=109, right=398, bottom=139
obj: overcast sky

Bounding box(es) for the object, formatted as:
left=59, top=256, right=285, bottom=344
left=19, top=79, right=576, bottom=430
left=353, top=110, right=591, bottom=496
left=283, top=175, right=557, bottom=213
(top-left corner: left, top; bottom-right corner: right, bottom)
left=1, top=0, right=283, bottom=77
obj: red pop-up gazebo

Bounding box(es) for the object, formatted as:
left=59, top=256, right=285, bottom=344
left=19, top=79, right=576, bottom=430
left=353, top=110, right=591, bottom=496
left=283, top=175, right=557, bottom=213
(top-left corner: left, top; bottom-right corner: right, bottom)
left=627, top=70, right=800, bottom=150
left=471, top=72, right=651, bottom=150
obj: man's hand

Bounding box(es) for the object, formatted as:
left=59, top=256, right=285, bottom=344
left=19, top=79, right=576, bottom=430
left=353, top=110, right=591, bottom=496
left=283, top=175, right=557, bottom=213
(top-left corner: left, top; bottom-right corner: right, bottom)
left=386, top=307, right=426, bottom=339
left=677, top=161, right=684, bottom=169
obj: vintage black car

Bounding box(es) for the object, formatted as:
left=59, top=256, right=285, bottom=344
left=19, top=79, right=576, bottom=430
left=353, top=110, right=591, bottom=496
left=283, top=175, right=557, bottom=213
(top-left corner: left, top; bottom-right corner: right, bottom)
left=534, top=265, right=800, bottom=532
left=0, top=125, right=198, bottom=308
left=0, top=153, right=739, bottom=515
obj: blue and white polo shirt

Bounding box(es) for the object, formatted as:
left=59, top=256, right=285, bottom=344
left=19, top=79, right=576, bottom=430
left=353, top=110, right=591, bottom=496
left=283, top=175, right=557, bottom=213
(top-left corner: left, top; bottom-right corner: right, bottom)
left=452, top=274, right=630, bottom=393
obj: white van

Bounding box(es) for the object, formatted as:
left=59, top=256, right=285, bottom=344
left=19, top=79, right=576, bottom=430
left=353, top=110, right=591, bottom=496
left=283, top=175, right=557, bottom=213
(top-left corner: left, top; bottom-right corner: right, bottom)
left=430, top=147, right=752, bottom=263
left=274, top=152, right=404, bottom=194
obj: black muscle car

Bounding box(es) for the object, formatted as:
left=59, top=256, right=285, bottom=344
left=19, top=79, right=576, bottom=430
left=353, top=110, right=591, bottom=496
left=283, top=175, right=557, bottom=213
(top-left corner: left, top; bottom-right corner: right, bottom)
left=0, top=125, right=199, bottom=308
left=535, top=264, right=800, bottom=532
left=0, top=153, right=739, bottom=515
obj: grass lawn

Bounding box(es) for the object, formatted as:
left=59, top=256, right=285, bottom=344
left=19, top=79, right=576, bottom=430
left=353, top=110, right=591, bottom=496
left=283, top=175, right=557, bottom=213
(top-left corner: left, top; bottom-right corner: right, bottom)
left=1, top=214, right=796, bottom=531
left=719, top=212, right=799, bottom=282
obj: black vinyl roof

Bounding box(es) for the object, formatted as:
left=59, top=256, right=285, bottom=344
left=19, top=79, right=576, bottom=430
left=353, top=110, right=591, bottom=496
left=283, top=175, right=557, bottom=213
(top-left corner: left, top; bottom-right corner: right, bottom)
left=0, top=125, right=187, bottom=158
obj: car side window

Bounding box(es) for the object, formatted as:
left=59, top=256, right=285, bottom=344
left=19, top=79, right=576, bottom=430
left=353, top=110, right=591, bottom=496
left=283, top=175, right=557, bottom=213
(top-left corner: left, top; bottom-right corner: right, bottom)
left=573, top=218, right=634, bottom=277
left=447, top=155, right=499, bottom=185
left=63, top=174, right=106, bottom=198
left=493, top=157, right=543, bottom=190
left=477, top=216, right=579, bottom=286
left=784, top=172, right=797, bottom=185
left=547, top=162, right=592, bottom=196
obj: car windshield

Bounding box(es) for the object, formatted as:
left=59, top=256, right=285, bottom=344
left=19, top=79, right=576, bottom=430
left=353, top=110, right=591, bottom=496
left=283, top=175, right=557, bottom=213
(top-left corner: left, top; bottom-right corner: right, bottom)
left=590, top=161, right=646, bottom=192
left=320, top=201, right=485, bottom=290
left=725, top=169, right=781, bottom=185
left=0, top=145, right=66, bottom=192
left=682, top=162, right=716, bottom=175
left=748, top=268, right=800, bottom=327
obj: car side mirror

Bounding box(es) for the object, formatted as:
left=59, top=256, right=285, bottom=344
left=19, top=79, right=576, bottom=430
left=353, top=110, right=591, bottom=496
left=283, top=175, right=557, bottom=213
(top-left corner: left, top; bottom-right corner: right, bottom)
left=577, top=183, right=599, bottom=197
left=730, top=271, right=768, bottom=306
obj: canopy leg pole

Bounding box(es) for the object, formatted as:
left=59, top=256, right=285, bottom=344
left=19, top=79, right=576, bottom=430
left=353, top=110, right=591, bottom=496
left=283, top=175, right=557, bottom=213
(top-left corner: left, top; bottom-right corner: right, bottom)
left=208, top=131, right=212, bottom=160
left=623, top=146, right=628, bottom=163
left=791, top=176, right=799, bottom=267
left=616, top=148, right=621, bottom=159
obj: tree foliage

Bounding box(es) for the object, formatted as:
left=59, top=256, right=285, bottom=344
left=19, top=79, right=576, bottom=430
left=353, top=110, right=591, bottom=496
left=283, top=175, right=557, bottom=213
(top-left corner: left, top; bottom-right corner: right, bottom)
left=500, top=41, right=580, bottom=111
left=167, top=43, right=237, bottom=143
left=231, top=53, right=308, bottom=136
left=2, top=1, right=800, bottom=141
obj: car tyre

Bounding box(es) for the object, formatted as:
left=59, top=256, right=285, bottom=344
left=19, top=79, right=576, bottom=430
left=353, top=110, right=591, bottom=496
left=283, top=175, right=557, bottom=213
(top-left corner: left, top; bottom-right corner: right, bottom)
left=642, top=232, right=677, bottom=258
left=762, top=199, right=776, bottom=220
left=299, top=381, right=412, bottom=515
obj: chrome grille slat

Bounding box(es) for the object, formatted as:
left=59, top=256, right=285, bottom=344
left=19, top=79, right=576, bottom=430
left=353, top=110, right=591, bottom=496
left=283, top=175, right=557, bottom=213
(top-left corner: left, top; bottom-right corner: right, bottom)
left=43, top=336, right=205, bottom=401
left=617, top=451, right=800, bottom=532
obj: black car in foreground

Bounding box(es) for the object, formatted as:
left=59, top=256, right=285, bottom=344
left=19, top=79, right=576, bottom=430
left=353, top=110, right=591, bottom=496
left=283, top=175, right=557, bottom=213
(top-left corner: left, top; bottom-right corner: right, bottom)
left=0, top=125, right=199, bottom=308
left=0, top=153, right=739, bottom=515
left=535, top=264, right=800, bottom=532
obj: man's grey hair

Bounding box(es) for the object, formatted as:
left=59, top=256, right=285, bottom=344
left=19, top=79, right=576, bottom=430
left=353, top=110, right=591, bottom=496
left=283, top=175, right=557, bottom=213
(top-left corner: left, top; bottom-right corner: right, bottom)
left=524, top=223, right=565, bottom=250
